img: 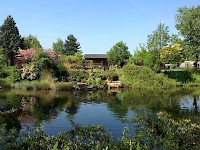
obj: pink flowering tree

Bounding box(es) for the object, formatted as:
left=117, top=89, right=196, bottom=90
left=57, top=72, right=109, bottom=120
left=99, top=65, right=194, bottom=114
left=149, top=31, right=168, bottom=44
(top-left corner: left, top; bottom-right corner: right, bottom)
left=19, top=48, right=36, bottom=64
left=46, top=49, right=58, bottom=63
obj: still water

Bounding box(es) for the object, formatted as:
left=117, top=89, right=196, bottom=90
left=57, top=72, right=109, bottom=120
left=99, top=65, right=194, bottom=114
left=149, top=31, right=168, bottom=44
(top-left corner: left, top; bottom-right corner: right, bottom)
left=0, top=88, right=200, bottom=139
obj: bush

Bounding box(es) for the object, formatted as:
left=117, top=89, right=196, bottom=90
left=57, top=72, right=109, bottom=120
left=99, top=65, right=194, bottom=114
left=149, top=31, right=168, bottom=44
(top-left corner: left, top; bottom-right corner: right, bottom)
left=163, top=70, right=194, bottom=83
left=86, top=77, right=102, bottom=87
left=68, top=70, right=87, bottom=82
left=98, top=70, right=119, bottom=81
left=3, top=111, right=200, bottom=149
left=121, top=64, right=178, bottom=89
left=52, top=64, right=69, bottom=81
left=3, top=67, right=21, bottom=83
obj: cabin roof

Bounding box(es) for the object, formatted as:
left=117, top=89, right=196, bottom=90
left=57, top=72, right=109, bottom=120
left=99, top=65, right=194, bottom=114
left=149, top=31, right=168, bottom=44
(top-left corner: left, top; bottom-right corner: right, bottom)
left=84, top=54, right=107, bottom=59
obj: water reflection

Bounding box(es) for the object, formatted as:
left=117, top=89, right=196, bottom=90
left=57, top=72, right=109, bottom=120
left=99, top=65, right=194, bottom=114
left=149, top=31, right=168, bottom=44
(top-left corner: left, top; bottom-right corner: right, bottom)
left=0, top=88, right=200, bottom=137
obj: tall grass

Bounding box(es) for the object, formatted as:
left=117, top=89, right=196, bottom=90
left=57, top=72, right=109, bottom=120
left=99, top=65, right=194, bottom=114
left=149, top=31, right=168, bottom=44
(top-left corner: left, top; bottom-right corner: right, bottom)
left=13, top=80, right=52, bottom=90
left=54, top=82, right=74, bottom=91
left=13, top=80, right=74, bottom=91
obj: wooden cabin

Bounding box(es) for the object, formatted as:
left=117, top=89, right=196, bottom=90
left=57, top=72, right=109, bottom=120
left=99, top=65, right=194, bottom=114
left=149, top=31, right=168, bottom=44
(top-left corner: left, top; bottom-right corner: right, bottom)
left=84, top=54, right=109, bottom=67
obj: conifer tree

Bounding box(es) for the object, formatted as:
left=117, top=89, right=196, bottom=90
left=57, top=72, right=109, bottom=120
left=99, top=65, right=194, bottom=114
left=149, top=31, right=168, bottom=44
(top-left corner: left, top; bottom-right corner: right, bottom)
left=64, top=34, right=81, bottom=55
left=0, top=15, right=21, bottom=65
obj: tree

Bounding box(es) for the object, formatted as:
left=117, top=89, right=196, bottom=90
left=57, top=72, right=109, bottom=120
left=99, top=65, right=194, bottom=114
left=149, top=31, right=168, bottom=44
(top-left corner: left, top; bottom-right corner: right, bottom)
left=175, top=5, right=200, bottom=60
left=64, top=34, right=81, bottom=55
left=130, top=44, right=154, bottom=67
left=0, top=48, right=7, bottom=69
left=146, top=23, right=170, bottom=71
left=107, top=41, right=131, bottom=66
left=21, top=35, right=42, bottom=51
left=0, top=15, right=21, bottom=65
left=52, top=38, right=64, bottom=54
left=147, top=23, right=170, bottom=52
left=160, top=44, right=182, bottom=64
left=19, top=48, right=36, bottom=64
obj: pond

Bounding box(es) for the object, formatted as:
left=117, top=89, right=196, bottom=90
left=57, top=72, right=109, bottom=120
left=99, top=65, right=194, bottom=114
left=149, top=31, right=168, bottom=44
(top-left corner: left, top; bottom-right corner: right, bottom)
left=0, top=88, right=200, bottom=140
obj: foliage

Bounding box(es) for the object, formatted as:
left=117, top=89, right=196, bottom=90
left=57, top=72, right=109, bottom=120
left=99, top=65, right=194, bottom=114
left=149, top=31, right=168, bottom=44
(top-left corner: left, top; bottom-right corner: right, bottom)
left=55, top=82, right=74, bottom=91
left=146, top=23, right=170, bottom=71
left=64, top=34, right=82, bottom=55
left=87, top=76, right=102, bottom=87
left=0, top=124, right=19, bottom=150
left=68, top=70, right=87, bottom=82
left=0, top=67, right=21, bottom=83
left=0, top=15, right=21, bottom=66
left=163, top=70, right=194, bottom=83
left=160, top=44, right=182, bottom=64
left=21, top=64, right=38, bottom=80
left=0, top=48, right=7, bottom=70
left=143, top=111, right=200, bottom=149
left=46, top=49, right=58, bottom=63
left=52, top=64, right=69, bottom=81
left=31, top=52, right=51, bottom=76
left=130, top=44, right=154, bottom=68
left=13, top=80, right=52, bottom=90
left=175, top=5, right=200, bottom=60
left=18, top=48, right=36, bottom=64
left=21, top=34, right=42, bottom=51
left=73, top=52, right=84, bottom=66
left=121, top=64, right=178, bottom=89
left=2, top=111, right=200, bottom=149
left=147, top=23, right=170, bottom=52
left=107, top=41, right=131, bottom=66
left=52, top=38, right=65, bottom=54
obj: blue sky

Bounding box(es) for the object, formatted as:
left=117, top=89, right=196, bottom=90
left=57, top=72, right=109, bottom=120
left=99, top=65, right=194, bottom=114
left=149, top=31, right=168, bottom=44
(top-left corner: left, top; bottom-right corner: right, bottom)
left=0, top=0, right=199, bottom=54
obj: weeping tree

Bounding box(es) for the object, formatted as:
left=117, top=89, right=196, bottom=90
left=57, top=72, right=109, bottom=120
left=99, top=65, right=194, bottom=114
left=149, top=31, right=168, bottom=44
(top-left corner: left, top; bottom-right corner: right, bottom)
left=0, top=15, right=21, bottom=66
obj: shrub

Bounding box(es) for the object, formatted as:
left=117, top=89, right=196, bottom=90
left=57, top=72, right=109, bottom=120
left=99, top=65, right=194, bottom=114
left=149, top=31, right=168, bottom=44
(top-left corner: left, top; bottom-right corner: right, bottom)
left=68, top=70, right=87, bottom=82
left=55, top=82, right=74, bottom=91
left=52, top=64, right=69, bottom=81
left=3, top=111, right=200, bottom=149
left=86, top=77, right=102, bottom=87
left=3, top=67, right=21, bottom=83
left=121, top=64, right=178, bottom=89
left=163, top=70, right=194, bottom=83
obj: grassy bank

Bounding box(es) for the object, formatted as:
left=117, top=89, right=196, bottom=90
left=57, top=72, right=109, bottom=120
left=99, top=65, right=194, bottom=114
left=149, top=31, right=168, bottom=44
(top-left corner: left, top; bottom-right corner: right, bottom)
left=0, top=80, right=74, bottom=91
left=121, top=64, right=200, bottom=89
left=163, top=69, right=200, bottom=87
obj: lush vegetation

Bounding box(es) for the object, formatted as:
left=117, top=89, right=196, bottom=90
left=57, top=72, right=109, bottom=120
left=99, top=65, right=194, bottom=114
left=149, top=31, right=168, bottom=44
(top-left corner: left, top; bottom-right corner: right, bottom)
left=1, top=110, right=200, bottom=150
left=107, top=41, right=131, bottom=67
left=0, top=5, right=200, bottom=149
left=121, top=64, right=178, bottom=89
left=0, top=5, right=199, bottom=90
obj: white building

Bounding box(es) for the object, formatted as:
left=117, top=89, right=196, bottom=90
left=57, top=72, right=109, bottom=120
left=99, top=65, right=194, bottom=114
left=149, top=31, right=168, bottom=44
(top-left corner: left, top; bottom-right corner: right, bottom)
left=179, top=61, right=200, bottom=69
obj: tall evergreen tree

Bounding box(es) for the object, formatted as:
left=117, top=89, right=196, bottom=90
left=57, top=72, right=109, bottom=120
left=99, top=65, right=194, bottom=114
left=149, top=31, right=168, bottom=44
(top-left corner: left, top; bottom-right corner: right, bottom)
left=64, top=34, right=81, bottom=55
left=0, top=15, right=21, bottom=65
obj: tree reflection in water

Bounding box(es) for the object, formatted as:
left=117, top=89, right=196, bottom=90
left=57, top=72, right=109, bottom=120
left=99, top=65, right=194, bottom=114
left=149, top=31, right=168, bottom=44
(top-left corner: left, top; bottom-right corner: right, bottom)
left=0, top=88, right=200, bottom=137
